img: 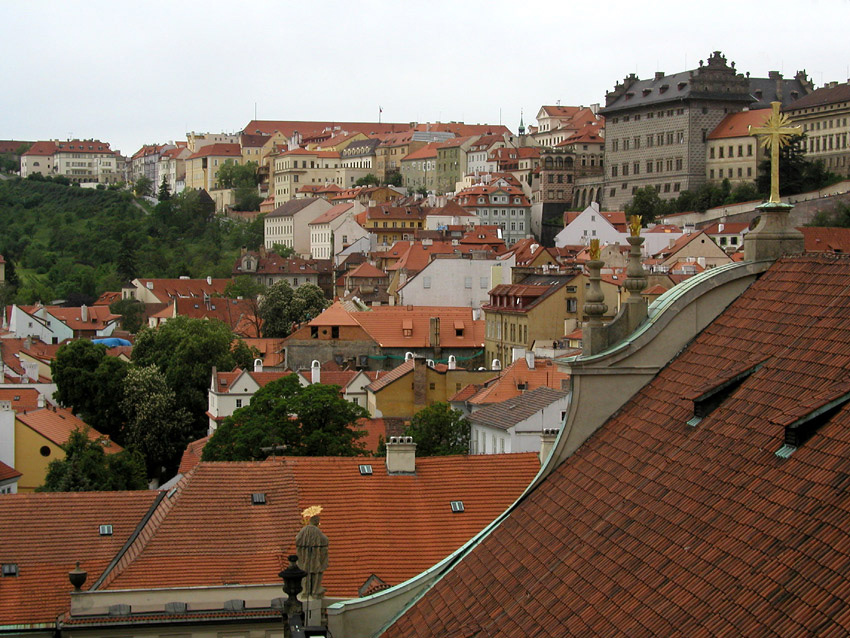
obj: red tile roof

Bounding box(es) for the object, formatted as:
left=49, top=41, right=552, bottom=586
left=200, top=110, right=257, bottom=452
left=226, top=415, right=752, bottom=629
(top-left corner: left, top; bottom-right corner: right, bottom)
left=186, top=143, right=242, bottom=160
left=707, top=109, right=773, bottom=140
left=177, top=435, right=210, bottom=475
left=385, top=253, right=850, bottom=637
left=16, top=407, right=122, bottom=452
left=308, top=202, right=354, bottom=225
left=101, top=454, right=538, bottom=598
left=799, top=226, right=850, bottom=253
left=0, top=460, right=21, bottom=482
left=467, top=356, right=568, bottom=405
left=0, top=491, right=159, bottom=627
left=347, top=262, right=387, bottom=279
left=0, top=388, right=42, bottom=412
left=402, top=143, right=439, bottom=161
left=133, top=278, right=230, bottom=304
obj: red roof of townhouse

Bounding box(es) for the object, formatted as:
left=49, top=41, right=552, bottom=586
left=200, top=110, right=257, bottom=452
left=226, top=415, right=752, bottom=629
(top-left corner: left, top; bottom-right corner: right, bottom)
left=42, top=305, right=121, bottom=331
left=466, top=356, right=569, bottom=406
left=130, top=144, right=165, bottom=160
left=0, top=388, right=42, bottom=412
left=16, top=406, right=122, bottom=452
left=22, top=141, right=58, bottom=156
left=186, top=143, right=242, bottom=160
left=799, top=226, right=850, bottom=253
left=232, top=253, right=318, bottom=277
left=707, top=109, right=772, bottom=140
left=213, top=368, right=292, bottom=394
left=365, top=204, right=427, bottom=222
left=308, top=202, right=354, bottom=225
left=402, top=143, right=439, bottom=161
left=243, top=120, right=411, bottom=138
left=240, top=338, right=286, bottom=368
left=347, top=262, right=387, bottom=279
left=155, top=297, right=261, bottom=338
left=133, top=278, right=230, bottom=303
left=0, top=492, right=160, bottom=627
left=0, top=460, right=21, bottom=482
left=177, top=435, right=210, bottom=475
left=384, top=252, right=850, bottom=637
left=95, top=453, right=538, bottom=597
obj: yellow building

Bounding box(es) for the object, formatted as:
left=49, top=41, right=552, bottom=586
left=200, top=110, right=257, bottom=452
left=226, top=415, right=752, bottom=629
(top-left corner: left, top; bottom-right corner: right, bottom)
left=12, top=406, right=120, bottom=492
left=706, top=110, right=767, bottom=184
left=184, top=143, right=242, bottom=191
left=366, top=357, right=496, bottom=418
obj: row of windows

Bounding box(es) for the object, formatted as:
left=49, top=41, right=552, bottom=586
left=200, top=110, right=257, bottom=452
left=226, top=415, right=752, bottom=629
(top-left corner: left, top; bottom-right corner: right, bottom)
left=610, top=108, right=686, bottom=125
left=611, top=131, right=685, bottom=152
left=803, top=118, right=848, bottom=131
left=710, top=144, right=754, bottom=159
left=803, top=133, right=849, bottom=153
left=609, top=182, right=681, bottom=197
left=611, top=157, right=683, bottom=177
left=710, top=167, right=753, bottom=179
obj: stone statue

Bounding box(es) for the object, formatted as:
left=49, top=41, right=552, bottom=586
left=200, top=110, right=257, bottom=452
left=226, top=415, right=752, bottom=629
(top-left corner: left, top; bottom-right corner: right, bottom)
left=295, top=514, right=329, bottom=598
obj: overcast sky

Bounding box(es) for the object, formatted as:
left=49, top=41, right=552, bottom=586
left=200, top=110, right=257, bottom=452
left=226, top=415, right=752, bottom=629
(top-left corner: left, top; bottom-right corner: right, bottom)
left=3, top=0, right=848, bottom=156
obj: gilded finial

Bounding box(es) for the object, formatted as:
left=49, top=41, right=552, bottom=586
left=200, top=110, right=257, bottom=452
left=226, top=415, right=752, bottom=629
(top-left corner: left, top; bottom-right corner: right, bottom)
left=749, top=101, right=802, bottom=204
left=628, top=215, right=642, bottom=237
left=589, top=238, right=600, bottom=260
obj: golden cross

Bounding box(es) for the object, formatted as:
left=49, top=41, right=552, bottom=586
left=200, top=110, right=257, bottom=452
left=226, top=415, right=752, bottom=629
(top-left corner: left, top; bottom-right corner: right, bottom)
left=749, top=101, right=802, bottom=204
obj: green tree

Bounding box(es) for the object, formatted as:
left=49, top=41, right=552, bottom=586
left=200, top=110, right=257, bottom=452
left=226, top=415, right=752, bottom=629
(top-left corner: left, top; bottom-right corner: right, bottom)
left=355, top=173, right=380, bottom=187
left=109, top=298, right=146, bottom=333
left=234, top=186, right=263, bottom=211
left=808, top=202, right=850, bottom=227
left=386, top=172, right=402, bottom=187
left=404, top=402, right=470, bottom=456
left=131, top=316, right=255, bottom=436
left=157, top=176, right=171, bottom=201
left=216, top=161, right=259, bottom=189
left=258, top=281, right=328, bottom=338
left=51, top=340, right=130, bottom=441
left=202, top=375, right=368, bottom=461
left=116, top=236, right=138, bottom=282
left=624, top=186, right=671, bottom=225
left=224, top=275, right=266, bottom=299
left=134, top=176, right=153, bottom=198
left=121, top=364, right=194, bottom=481
left=271, top=243, right=296, bottom=258
left=38, top=428, right=147, bottom=492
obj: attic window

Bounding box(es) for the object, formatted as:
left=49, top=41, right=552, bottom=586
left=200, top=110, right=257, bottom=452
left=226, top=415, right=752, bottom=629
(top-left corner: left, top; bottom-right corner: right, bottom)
left=685, top=359, right=766, bottom=427
left=359, top=464, right=373, bottom=475
left=642, top=88, right=652, bottom=96
left=2, top=564, right=18, bottom=577
left=450, top=501, right=465, bottom=513
left=251, top=493, right=267, bottom=505
left=774, top=385, right=850, bottom=457
left=678, top=82, right=687, bottom=90
left=99, top=524, right=113, bottom=536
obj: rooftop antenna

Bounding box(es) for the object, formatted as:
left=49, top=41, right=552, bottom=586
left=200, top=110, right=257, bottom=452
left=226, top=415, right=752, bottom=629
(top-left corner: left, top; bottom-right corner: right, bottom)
left=254, top=102, right=257, bottom=120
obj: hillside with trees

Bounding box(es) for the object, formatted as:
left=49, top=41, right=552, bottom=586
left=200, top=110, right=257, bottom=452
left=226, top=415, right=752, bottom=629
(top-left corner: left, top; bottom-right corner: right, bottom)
left=0, top=177, right=264, bottom=304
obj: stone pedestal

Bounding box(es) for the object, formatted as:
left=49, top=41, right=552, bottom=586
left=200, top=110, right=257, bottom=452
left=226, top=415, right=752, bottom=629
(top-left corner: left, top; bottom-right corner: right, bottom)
left=743, top=202, right=804, bottom=261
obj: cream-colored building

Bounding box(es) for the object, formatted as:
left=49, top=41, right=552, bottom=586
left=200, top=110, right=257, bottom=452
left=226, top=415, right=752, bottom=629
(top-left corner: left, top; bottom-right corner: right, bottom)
left=264, top=197, right=333, bottom=255
left=784, top=81, right=850, bottom=177
left=272, top=148, right=373, bottom=206
left=705, top=110, right=766, bottom=184
left=20, top=139, right=123, bottom=184
left=184, top=143, right=242, bottom=191
left=308, top=201, right=367, bottom=260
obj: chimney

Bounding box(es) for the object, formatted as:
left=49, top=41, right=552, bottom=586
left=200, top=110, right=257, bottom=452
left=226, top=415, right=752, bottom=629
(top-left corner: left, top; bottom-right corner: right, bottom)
left=512, top=347, right=526, bottom=363
left=447, top=355, right=457, bottom=370
left=80, top=305, right=88, bottom=322
left=539, top=428, right=559, bottom=465
left=525, top=350, right=535, bottom=370
left=413, top=357, right=427, bottom=411
left=253, top=358, right=263, bottom=373
left=386, top=436, right=416, bottom=474
left=206, top=275, right=212, bottom=286
left=37, top=394, right=45, bottom=409
left=654, top=71, right=665, bottom=81
left=311, top=360, right=320, bottom=384
left=718, top=223, right=724, bottom=232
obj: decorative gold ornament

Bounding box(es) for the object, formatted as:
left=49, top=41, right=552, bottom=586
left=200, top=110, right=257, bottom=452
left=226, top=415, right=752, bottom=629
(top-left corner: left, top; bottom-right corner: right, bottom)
left=749, top=101, right=802, bottom=204
left=628, top=215, right=642, bottom=237
left=301, top=505, right=323, bottom=525
left=589, top=238, right=601, bottom=260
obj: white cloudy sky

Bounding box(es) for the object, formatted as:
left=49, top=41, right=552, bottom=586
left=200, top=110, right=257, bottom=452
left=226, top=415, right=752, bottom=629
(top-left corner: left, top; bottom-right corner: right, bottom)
left=2, top=0, right=848, bottom=156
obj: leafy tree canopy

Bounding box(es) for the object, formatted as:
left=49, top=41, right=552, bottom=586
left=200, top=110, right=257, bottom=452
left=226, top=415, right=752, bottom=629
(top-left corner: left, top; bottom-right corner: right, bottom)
left=258, top=281, right=328, bottom=338
left=109, top=298, right=146, bottom=333
left=217, top=161, right=259, bottom=189
left=201, top=375, right=368, bottom=461
left=757, top=135, right=842, bottom=197
left=51, top=340, right=130, bottom=441
left=224, top=275, right=266, bottom=300
left=404, top=402, right=470, bottom=456
left=121, top=364, right=194, bottom=481
left=134, top=176, right=152, bottom=198
left=808, top=202, right=850, bottom=228
left=355, top=173, right=380, bottom=187
left=131, top=316, right=255, bottom=438
left=38, top=428, right=147, bottom=492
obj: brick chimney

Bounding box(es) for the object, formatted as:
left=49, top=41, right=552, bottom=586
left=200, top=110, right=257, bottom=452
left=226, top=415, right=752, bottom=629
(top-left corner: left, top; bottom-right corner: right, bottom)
left=539, top=428, right=559, bottom=465
left=386, top=436, right=416, bottom=474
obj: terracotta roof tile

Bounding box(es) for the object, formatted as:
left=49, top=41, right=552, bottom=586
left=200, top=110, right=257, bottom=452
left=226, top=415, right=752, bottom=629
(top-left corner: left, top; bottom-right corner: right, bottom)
left=16, top=407, right=121, bottom=452
left=0, top=388, right=41, bottom=412
left=468, top=386, right=569, bottom=430
left=800, top=227, right=850, bottom=254
left=0, top=491, right=159, bottom=626
left=385, top=253, right=850, bottom=637
left=468, top=357, right=568, bottom=405
left=0, top=460, right=21, bottom=482
left=101, top=454, right=538, bottom=598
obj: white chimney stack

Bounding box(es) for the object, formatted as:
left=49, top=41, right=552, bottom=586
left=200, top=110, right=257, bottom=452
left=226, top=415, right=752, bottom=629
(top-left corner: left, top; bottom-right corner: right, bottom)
left=253, top=358, right=263, bottom=373
left=311, top=360, right=321, bottom=384
left=386, top=436, right=416, bottom=474
left=525, top=350, right=535, bottom=370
